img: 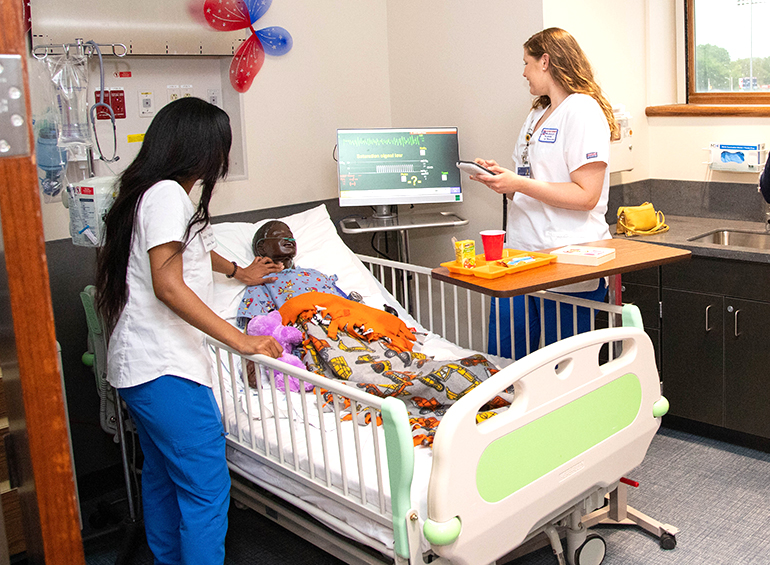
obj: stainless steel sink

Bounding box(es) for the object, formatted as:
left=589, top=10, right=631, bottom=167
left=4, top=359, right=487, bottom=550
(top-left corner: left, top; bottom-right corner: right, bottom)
left=687, top=229, right=770, bottom=250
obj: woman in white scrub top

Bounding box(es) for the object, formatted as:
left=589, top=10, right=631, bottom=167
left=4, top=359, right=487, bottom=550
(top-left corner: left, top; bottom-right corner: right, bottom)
left=95, top=97, right=284, bottom=565
left=470, top=27, right=619, bottom=359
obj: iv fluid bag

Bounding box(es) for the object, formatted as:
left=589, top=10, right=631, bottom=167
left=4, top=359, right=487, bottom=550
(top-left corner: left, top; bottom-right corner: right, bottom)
left=67, top=176, right=116, bottom=247
left=35, top=120, right=68, bottom=200
left=47, top=54, right=92, bottom=147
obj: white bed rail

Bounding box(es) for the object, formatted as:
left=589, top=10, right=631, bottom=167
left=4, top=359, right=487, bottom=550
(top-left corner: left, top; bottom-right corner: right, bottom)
left=208, top=339, right=416, bottom=562
left=356, top=254, right=625, bottom=359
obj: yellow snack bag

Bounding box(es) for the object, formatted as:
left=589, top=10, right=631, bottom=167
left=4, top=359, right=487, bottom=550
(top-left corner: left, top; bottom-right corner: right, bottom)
left=454, top=239, right=476, bottom=268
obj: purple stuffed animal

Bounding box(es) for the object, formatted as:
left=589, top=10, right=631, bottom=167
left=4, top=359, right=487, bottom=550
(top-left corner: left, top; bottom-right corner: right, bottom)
left=246, top=310, right=312, bottom=393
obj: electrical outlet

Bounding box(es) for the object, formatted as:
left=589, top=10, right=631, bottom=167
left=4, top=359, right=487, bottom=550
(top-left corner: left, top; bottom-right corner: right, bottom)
left=180, top=84, right=194, bottom=98
left=207, top=88, right=222, bottom=108
left=139, top=91, right=154, bottom=117
left=167, top=85, right=181, bottom=103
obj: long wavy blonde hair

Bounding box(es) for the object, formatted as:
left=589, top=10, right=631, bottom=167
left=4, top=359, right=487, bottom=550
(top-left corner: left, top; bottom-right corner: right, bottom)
left=524, top=28, right=618, bottom=139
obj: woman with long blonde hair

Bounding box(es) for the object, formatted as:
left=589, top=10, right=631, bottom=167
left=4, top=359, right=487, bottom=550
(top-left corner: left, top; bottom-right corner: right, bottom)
left=470, top=27, right=615, bottom=359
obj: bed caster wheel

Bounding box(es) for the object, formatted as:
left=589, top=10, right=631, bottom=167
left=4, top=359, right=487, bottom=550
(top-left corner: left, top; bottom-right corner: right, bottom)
left=233, top=500, right=248, bottom=511
left=660, top=532, right=676, bottom=550
left=574, top=533, right=606, bottom=565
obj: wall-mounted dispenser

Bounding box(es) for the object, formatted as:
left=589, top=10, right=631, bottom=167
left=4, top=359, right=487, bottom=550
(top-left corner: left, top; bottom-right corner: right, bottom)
left=610, top=105, right=633, bottom=173
left=708, top=143, right=766, bottom=173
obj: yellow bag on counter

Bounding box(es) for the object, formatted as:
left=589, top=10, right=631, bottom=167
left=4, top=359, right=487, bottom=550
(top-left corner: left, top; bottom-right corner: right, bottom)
left=616, top=202, right=669, bottom=236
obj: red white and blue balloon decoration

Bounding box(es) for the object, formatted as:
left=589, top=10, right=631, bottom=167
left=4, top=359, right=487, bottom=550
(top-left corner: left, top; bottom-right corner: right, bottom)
left=204, top=0, right=293, bottom=93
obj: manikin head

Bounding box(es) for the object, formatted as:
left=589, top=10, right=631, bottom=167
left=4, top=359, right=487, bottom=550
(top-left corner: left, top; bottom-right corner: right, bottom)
left=252, top=220, right=297, bottom=270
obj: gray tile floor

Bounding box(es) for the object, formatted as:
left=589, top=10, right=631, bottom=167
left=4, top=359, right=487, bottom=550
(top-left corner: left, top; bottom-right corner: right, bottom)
left=82, top=426, right=770, bottom=565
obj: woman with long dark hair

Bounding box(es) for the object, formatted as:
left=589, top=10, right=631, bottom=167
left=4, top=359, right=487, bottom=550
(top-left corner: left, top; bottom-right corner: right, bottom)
left=470, top=28, right=616, bottom=359
left=95, top=96, right=282, bottom=565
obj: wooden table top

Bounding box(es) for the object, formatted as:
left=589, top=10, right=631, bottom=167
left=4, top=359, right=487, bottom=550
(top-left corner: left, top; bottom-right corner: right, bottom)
left=431, top=238, right=691, bottom=298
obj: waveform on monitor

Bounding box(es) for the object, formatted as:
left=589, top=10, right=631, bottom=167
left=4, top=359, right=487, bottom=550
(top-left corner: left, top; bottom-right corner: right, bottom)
left=340, top=134, right=424, bottom=148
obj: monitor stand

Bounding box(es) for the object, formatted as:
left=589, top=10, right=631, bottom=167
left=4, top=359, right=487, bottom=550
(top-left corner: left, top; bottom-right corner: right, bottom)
left=372, top=205, right=396, bottom=221
left=339, top=206, right=468, bottom=263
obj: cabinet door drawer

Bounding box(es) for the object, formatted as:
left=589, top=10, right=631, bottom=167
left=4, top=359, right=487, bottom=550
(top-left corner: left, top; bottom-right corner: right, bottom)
left=620, top=266, right=659, bottom=287
left=661, top=288, right=723, bottom=426
left=663, top=257, right=770, bottom=302
left=724, top=298, right=770, bottom=437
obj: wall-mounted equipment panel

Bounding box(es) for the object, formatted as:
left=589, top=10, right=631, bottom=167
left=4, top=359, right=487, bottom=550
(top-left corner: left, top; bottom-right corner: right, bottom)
left=30, top=0, right=245, bottom=55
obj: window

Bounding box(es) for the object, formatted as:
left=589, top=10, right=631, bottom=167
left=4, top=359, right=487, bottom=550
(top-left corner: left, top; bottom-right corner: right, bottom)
left=688, top=0, right=770, bottom=104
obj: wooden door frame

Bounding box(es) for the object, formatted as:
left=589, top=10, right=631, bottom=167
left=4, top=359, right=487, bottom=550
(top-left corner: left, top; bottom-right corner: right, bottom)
left=0, top=1, right=85, bottom=563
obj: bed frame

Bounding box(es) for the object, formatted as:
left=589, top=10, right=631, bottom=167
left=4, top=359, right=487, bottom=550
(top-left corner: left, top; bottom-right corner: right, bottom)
left=210, top=255, right=678, bottom=565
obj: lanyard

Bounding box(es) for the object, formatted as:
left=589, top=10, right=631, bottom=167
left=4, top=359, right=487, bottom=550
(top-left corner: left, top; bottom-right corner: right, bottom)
left=518, top=116, right=537, bottom=179
left=522, top=124, right=535, bottom=167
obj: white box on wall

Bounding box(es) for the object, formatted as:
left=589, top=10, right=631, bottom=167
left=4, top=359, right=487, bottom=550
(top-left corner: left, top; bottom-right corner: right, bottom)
left=610, top=106, right=633, bottom=173
left=708, top=143, right=765, bottom=173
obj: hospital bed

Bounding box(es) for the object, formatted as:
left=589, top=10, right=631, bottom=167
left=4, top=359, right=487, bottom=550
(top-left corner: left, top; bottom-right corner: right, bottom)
left=208, top=204, right=676, bottom=565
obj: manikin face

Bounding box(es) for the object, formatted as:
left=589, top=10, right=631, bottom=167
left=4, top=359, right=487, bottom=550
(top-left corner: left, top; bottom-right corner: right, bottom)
left=522, top=52, right=548, bottom=96
left=257, top=222, right=297, bottom=269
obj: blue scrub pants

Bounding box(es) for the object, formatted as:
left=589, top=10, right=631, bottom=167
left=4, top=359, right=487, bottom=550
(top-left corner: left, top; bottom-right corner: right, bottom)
left=119, top=376, right=230, bottom=565
left=488, top=279, right=608, bottom=360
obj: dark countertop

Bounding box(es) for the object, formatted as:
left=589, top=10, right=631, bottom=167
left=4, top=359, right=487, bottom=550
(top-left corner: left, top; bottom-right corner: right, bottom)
left=611, top=215, right=770, bottom=264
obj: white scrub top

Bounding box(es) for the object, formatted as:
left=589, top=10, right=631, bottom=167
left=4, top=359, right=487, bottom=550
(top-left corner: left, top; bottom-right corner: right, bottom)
left=107, top=180, right=217, bottom=389
left=508, top=93, right=611, bottom=292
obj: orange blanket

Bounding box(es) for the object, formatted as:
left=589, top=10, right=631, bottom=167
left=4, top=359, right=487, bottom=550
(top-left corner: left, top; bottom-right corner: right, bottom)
left=279, top=292, right=416, bottom=352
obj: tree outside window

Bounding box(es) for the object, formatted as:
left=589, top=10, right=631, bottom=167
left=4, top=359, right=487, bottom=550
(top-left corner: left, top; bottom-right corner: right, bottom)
left=689, top=0, right=770, bottom=103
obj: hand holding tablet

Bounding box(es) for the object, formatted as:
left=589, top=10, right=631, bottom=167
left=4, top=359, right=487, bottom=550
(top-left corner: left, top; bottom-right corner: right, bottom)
left=456, top=160, right=497, bottom=177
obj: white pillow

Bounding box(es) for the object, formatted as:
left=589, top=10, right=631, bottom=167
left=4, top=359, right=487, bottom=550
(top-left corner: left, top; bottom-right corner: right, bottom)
left=212, top=204, right=384, bottom=321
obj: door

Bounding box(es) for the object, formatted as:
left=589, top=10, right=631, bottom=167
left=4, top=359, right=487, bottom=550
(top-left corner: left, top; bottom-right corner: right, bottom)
left=724, top=297, right=770, bottom=438
left=0, top=2, right=85, bottom=563
left=661, top=288, right=724, bottom=426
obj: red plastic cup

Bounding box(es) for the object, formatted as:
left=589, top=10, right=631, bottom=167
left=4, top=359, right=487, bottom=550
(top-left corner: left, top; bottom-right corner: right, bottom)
left=480, top=230, right=505, bottom=261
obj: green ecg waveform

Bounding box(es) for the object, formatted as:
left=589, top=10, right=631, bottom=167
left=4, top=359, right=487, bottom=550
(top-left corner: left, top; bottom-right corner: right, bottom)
left=340, top=134, right=424, bottom=148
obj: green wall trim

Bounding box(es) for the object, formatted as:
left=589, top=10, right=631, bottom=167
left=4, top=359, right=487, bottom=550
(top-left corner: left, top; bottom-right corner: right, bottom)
left=381, top=397, right=415, bottom=559
left=423, top=516, right=462, bottom=546
left=476, top=373, right=642, bottom=503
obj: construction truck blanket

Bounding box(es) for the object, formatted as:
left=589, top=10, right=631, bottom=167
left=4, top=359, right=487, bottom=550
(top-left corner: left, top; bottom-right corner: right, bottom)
left=278, top=293, right=514, bottom=446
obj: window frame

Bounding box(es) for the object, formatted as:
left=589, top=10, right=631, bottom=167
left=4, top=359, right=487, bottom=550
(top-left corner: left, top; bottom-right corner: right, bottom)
left=686, top=0, right=770, bottom=105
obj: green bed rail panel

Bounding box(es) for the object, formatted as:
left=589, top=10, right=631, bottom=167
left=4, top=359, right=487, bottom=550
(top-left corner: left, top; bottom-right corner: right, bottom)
left=476, top=372, right=642, bottom=503
left=381, top=396, right=415, bottom=560
left=622, top=303, right=643, bottom=330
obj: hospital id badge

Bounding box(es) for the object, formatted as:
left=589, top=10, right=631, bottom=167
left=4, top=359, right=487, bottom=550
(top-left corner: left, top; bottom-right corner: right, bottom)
left=200, top=224, right=217, bottom=252
left=517, top=166, right=531, bottom=178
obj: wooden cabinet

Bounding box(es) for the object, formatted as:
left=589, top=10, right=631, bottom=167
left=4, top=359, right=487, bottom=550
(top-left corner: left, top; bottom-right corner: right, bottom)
left=660, top=257, right=770, bottom=439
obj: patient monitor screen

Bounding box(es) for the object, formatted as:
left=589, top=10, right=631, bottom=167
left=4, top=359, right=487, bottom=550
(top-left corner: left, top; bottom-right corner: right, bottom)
left=337, top=127, right=462, bottom=207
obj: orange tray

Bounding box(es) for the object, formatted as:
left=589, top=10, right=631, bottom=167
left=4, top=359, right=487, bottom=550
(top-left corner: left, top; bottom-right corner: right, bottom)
left=441, top=249, right=556, bottom=279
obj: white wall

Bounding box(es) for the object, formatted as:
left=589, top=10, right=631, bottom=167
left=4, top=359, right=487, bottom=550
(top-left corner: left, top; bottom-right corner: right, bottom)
left=38, top=0, right=394, bottom=240
left=38, top=0, right=547, bottom=262
left=41, top=0, right=765, bottom=247
left=544, top=0, right=770, bottom=184
left=385, top=0, right=543, bottom=265
left=543, top=0, right=651, bottom=184
left=215, top=0, right=393, bottom=216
